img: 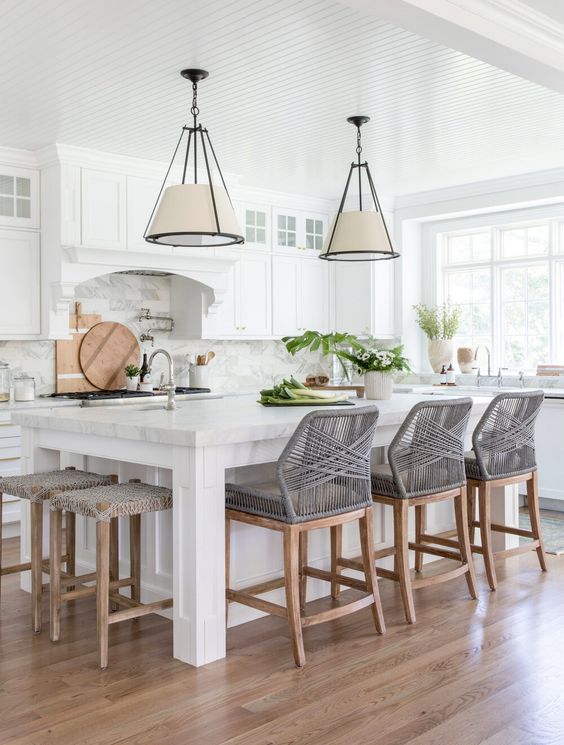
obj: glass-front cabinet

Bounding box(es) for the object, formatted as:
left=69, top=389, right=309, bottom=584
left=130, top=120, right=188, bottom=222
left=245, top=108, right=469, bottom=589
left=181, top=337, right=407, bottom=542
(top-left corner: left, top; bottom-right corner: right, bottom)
left=273, top=208, right=328, bottom=255
left=237, top=203, right=270, bottom=251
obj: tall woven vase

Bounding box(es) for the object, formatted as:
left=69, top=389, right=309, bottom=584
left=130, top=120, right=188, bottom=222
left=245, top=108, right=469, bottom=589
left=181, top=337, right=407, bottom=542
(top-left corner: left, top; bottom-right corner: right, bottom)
left=364, top=371, right=394, bottom=400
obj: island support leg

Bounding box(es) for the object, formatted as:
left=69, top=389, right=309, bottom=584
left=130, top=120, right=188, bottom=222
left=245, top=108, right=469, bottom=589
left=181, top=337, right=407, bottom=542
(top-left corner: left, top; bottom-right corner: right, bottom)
left=172, top=444, right=227, bottom=667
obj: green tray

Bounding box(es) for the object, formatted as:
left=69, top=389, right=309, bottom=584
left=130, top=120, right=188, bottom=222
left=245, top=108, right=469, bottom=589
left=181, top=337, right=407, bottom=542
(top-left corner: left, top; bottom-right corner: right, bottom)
left=259, top=400, right=355, bottom=407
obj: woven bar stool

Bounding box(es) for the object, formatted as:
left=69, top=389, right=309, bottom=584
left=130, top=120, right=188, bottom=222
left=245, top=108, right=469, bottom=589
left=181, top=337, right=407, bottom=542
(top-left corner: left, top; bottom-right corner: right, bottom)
left=464, top=391, right=546, bottom=591
left=0, top=468, right=113, bottom=631
left=49, top=480, right=173, bottom=669
left=334, top=399, right=477, bottom=625
left=225, top=407, right=385, bottom=668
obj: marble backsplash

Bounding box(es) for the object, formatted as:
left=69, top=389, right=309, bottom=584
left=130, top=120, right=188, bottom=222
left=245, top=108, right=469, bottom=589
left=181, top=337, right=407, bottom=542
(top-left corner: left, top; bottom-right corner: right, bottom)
left=0, top=274, right=329, bottom=395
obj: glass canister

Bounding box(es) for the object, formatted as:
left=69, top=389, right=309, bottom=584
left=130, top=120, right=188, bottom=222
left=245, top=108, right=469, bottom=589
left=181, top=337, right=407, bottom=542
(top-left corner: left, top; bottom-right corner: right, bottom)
left=0, top=364, right=10, bottom=402
left=14, top=375, right=35, bottom=402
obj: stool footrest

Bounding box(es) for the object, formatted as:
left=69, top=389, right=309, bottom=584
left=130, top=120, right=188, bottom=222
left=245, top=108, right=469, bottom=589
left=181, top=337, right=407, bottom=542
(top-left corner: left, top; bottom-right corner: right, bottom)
left=303, top=566, right=367, bottom=592
left=408, top=541, right=463, bottom=563
left=62, top=577, right=134, bottom=602
left=107, top=598, right=172, bottom=624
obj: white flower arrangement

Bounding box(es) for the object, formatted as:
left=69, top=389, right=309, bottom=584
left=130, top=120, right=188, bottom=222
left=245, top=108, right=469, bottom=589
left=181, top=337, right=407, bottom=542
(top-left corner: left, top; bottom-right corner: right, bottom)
left=348, top=345, right=410, bottom=374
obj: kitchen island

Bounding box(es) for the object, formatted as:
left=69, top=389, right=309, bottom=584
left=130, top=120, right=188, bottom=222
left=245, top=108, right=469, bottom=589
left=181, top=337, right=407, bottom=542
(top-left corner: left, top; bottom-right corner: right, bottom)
left=13, top=393, right=513, bottom=668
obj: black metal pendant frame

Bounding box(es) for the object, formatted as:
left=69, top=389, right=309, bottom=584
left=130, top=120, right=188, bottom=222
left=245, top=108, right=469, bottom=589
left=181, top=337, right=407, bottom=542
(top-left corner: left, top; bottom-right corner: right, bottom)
left=144, top=69, right=244, bottom=247
left=319, top=117, right=399, bottom=262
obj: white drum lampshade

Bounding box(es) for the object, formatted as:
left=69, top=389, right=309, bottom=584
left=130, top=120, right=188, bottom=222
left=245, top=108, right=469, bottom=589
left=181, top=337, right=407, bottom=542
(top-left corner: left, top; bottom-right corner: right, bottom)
left=145, top=183, right=243, bottom=247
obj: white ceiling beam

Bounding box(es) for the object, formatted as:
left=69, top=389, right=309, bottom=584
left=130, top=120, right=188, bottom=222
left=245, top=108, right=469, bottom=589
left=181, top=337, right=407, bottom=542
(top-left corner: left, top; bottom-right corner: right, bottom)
left=339, top=0, right=564, bottom=94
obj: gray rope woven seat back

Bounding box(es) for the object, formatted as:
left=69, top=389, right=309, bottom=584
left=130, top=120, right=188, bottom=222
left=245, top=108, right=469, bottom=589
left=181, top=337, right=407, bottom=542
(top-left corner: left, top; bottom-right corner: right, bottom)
left=276, top=406, right=379, bottom=522
left=470, top=391, right=544, bottom=481
left=384, top=398, right=473, bottom=499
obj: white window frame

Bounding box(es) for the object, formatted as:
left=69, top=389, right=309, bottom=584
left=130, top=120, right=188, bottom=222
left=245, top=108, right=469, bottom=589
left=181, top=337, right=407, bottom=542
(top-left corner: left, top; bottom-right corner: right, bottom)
left=423, top=204, right=564, bottom=373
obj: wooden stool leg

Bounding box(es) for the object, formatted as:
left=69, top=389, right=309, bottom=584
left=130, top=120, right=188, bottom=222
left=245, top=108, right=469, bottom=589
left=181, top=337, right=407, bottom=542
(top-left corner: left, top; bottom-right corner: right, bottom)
left=50, top=509, right=63, bottom=642
left=454, top=488, right=478, bottom=599
left=359, top=507, right=385, bottom=634
left=96, top=520, right=111, bottom=669
left=299, top=531, right=308, bottom=612
left=65, top=510, right=76, bottom=592
left=225, top=516, right=230, bottom=625
left=527, top=471, right=547, bottom=572
left=129, top=514, right=141, bottom=603
left=478, top=481, right=497, bottom=591
left=283, top=527, right=305, bottom=668
left=414, top=505, right=425, bottom=573
left=394, top=500, right=416, bottom=624
left=110, top=517, right=119, bottom=611
left=30, top=501, right=43, bottom=633
left=330, top=524, right=342, bottom=599
left=468, top=485, right=477, bottom=544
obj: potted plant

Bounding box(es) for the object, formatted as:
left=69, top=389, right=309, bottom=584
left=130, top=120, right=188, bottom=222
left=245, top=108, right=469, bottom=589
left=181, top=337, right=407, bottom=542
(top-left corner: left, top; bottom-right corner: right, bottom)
left=124, top=364, right=141, bottom=392
left=413, top=302, right=461, bottom=373
left=344, top=345, right=410, bottom=400
left=282, top=330, right=364, bottom=382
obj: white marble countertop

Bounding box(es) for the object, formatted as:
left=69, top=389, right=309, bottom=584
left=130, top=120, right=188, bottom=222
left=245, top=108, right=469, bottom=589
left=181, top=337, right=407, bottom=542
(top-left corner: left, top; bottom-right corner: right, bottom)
left=12, top=392, right=492, bottom=448
left=0, top=397, right=81, bottom=412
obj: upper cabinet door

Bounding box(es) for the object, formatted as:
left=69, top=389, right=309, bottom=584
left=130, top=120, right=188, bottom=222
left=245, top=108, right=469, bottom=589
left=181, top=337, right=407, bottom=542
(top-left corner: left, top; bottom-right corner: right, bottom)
left=272, top=255, right=300, bottom=337
left=0, top=229, right=40, bottom=337
left=300, top=258, right=329, bottom=333
left=273, top=208, right=328, bottom=255
left=126, top=176, right=162, bottom=251
left=0, top=166, right=39, bottom=230
left=240, top=203, right=270, bottom=252
left=81, top=169, right=126, bottom=249
left=236, top=252, right=272, bottom=336
left=331, top=261, right=395, bottom=338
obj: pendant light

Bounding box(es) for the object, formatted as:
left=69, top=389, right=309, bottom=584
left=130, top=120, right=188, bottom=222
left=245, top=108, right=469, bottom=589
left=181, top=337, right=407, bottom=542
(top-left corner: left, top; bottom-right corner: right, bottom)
left=145, top=69, right=244, bottom=248
left=319, top=116, right=399, bottom=262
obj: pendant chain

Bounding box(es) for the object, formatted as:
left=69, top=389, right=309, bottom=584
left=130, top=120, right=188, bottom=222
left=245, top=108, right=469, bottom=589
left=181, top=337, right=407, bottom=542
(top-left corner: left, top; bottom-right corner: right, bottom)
left=356, top=127, right=362, bottom=156
left=190, top=83, right=200, bottom=120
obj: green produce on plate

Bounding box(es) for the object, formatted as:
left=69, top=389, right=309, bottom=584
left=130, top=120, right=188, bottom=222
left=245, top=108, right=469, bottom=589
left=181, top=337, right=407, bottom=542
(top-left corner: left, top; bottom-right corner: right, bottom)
left=258, top=378, right=348, bottom=405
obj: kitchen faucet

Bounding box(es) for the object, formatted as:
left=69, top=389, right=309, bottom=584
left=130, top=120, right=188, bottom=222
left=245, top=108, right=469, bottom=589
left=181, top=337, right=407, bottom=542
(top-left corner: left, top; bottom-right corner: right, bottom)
left=474, top=345, right=491, bottom=377
left=148, top=349, right=176, bottom=410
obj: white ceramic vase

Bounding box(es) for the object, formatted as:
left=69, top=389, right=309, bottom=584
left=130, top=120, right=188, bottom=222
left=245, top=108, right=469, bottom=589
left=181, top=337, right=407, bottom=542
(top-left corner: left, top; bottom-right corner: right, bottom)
left=364, top=371, right=394, bottom=400
left=427, top=339, right=453, bottom=373
left=126, top=376, right=140, bottom=392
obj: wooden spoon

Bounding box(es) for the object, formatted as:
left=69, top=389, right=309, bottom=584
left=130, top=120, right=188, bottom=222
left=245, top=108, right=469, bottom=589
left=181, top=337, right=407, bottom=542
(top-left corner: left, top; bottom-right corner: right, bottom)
left=206, top=351, right=216, bottom=365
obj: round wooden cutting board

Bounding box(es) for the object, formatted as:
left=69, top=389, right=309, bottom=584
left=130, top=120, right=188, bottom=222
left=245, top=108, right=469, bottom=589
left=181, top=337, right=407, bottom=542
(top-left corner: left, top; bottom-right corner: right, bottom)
left=79, top=322, right=141, bottom=390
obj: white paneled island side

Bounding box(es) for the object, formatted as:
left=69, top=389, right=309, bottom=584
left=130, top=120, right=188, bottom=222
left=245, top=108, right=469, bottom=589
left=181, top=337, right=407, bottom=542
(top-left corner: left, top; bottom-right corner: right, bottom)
left=14, top=393, right=515, bottom=668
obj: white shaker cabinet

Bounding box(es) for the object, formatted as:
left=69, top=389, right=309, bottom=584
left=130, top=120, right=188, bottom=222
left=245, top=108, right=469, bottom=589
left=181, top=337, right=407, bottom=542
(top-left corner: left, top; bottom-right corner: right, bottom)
left=331, top=259, right=394, bottom=338
left=272, top=255, right=329, bottom=337
left=81, top=169, right=126, bottom=249
left=236, top=252, right=272, bottom=336
left=0, top=229, right=40, bottom=337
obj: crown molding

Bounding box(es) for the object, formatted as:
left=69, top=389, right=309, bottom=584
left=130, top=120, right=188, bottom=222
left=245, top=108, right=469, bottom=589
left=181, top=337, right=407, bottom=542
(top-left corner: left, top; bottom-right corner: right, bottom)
left=0, top=146, right=38, bottom=169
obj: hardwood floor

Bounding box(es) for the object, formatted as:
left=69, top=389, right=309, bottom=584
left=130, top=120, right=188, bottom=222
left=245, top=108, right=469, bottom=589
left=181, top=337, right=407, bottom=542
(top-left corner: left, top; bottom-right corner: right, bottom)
left=2, top=535, right=564, bottom=745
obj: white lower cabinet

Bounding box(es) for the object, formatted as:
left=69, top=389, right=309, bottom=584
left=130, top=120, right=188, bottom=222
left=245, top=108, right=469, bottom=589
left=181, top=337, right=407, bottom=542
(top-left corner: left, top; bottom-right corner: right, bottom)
left=0, top=229, right=40, bottom=337
left=535, top=400, right=564, bottom=503
left=331, top=258, right=395, bottom=338
left=272, top=255, right=329, bottom=337
left=0, top=413, right=22, bottom=538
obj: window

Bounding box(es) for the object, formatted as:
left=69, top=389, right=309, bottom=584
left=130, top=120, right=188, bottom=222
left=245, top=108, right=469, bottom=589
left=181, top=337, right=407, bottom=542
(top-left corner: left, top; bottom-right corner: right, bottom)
left=245, top=209, right=266, bottom=244
left=277, top=214, right=296, bottom=247
left=305, top=218, right=324, bottom=251
left=0, top=174, right=31, bottom=219
left=438, top=217, right=564, bottom=371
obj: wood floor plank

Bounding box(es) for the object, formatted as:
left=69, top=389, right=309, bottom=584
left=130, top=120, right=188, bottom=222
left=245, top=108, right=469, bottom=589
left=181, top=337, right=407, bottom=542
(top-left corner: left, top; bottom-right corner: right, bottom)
left=1, top=537, right=563, bottom=745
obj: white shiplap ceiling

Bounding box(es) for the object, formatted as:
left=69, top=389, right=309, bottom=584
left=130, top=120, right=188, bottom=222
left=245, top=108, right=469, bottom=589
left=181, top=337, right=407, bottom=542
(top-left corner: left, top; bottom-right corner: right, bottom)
left=1, top=0, right=564, bottom=198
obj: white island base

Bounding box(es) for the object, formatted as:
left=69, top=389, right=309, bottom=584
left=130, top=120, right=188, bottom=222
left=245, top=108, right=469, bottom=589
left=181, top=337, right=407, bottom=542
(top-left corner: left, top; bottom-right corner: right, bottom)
left=13, top=394, right=518, bottom=667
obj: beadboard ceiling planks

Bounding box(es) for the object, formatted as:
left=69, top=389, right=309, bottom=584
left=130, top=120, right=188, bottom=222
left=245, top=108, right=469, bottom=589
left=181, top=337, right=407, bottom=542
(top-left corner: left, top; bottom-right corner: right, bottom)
left=1, top=0, right=564, bottom=197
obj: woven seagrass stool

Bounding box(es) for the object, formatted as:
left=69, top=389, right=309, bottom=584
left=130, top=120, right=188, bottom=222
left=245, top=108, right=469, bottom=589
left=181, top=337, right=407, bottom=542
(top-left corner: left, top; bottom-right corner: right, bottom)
left=49, top=479, right=173, bottom=668
left=225, top=407, right=385, bottom=668
left=463, top=391, right=546, bottom=591
left=0, top=468, right=114, bottom=632
left=333, top=398, right=477, bottom=625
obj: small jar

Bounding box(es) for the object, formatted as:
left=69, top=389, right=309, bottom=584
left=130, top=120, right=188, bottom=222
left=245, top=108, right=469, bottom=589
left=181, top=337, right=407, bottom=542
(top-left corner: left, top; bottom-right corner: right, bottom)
left=14, top=376, right=35, bottom=402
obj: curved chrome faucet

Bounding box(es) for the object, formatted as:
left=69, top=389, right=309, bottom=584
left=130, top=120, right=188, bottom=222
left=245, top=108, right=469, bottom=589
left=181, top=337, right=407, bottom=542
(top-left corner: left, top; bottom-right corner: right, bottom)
left=148, top=349, right=176, bottom=410
left=474, top=344, right=491, bottom=377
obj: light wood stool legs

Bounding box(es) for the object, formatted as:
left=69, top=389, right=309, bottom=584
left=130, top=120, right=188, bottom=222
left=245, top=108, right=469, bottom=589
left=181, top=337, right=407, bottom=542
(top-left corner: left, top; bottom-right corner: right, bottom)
left=454, top=488, right=478, bottom=599
left=96, top=517, right=111, bottom=669
left=394, top=499, right=416, bottom=625
left=31, top=501, right=43, bottom=633
left=49, top=508, right=62, bottom=641
left=226, top=507, right=385, bottom=668
left=527, top=471, right=547, bottom=572
left=129, top=514, right=141, bottom=604
left=330, top=525, right=342, bottom=599
left=414, top=505, right=425, bottom=573
left=478, top=481, right=497, bottom=591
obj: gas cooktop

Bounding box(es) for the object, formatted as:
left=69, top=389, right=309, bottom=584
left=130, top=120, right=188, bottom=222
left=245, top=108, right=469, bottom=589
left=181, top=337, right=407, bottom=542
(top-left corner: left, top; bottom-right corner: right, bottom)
left=46, top=387, right=211, bottom=401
